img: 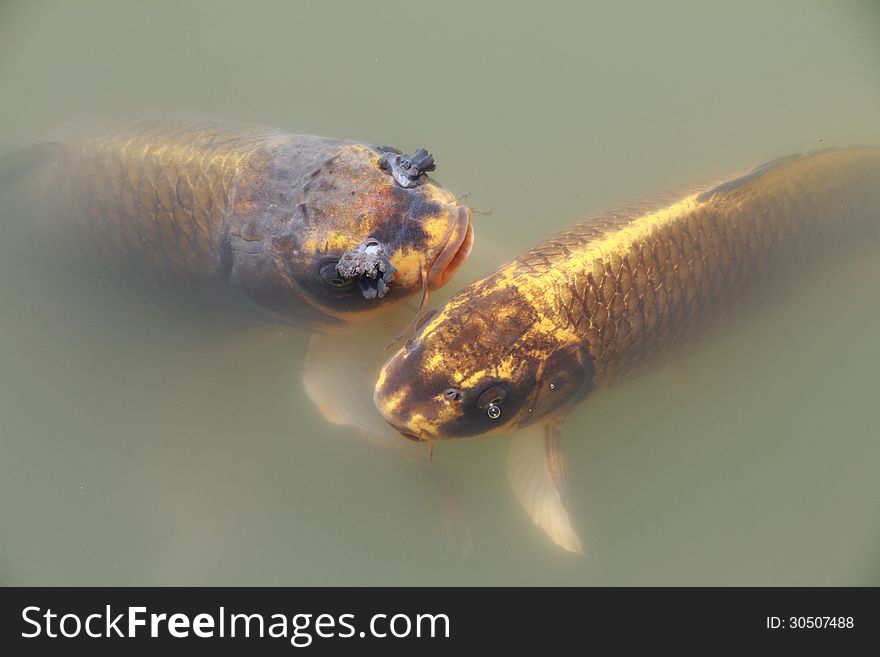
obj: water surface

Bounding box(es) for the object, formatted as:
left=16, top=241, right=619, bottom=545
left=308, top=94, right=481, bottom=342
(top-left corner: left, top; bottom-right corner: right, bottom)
left=1, top=0, right=879, bottom=585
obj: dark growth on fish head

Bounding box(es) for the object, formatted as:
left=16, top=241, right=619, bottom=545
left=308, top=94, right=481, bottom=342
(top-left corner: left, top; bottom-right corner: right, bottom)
left=374, top=276, right=595, bottom=441
left=226, top=139, right=472, bottom=330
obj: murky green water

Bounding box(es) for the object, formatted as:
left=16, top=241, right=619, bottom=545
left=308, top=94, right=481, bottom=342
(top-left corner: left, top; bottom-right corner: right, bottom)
left=1, top=0, right=879, bottom=585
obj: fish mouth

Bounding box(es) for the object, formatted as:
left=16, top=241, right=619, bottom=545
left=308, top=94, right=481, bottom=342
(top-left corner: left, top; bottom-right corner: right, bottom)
left=373, top=384, right=437, bottom=443
left=391, top=424, right=437, bottom=443
left=426, top=205, right=473, bottom=291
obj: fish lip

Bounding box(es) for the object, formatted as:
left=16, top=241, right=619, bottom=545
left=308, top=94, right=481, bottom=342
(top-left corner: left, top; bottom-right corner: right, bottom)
left=381, top=415, right=430, bottom=443
left=426, top=205, right=473, bottom=291
left=374, top=374, right=439, bottom=442
left=376, top=403, right=424, bottom=441
left=374, top=391, right=432, bottom=443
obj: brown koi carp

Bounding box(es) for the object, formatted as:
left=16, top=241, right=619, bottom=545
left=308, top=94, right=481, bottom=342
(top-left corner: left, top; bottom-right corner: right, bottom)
left=373, top=147, right=880, bottom=552
left=9, top=116, right=472, bottom=330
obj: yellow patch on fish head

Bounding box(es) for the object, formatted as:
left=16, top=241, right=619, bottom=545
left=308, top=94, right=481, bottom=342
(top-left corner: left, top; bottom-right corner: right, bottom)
left=278, top=144, right=472, bottom=329
left=373, top=269, right=595, bottom=441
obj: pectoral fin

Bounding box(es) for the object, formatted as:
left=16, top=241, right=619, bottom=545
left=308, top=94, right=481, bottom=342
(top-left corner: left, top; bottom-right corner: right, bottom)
left=302, top=306, right=419, bottom=454
left=506, top=419, right=584, bottom=554
left=302, top=309, right=471, bottom=552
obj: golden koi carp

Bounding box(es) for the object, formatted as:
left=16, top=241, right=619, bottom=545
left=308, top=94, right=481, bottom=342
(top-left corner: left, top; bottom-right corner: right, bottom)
left=374, top=147, right=880, bottom=552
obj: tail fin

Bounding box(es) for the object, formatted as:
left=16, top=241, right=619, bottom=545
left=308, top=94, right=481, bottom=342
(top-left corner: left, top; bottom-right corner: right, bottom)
left=0, top=142, right=59, bottom=187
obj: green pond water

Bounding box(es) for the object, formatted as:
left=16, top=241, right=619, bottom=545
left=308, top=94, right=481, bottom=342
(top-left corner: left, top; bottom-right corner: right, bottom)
left=1, top=0, right=879, bottom=585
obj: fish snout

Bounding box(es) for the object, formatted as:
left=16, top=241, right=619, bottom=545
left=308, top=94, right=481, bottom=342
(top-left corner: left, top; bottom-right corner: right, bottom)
left=373, top=386, right=431, bottom=442
left=373, top=360, right=443, bottom=443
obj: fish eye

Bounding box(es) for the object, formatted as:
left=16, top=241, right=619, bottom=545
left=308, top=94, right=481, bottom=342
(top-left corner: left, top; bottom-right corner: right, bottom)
left=318, top=260, right=353, bottom=288
left=476, top=384, right=507, bottom=409
left=443, top=388, right=463, bottom=402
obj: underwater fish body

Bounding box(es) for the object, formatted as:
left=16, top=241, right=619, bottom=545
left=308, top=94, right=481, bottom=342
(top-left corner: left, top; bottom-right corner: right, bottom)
left=373, top=147, right=880, bottom=552
left=14, top=117, right=472, bottom=330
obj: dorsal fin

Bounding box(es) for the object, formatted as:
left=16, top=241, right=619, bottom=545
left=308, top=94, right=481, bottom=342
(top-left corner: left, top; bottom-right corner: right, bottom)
left=696, top=152, right=806, bottom=202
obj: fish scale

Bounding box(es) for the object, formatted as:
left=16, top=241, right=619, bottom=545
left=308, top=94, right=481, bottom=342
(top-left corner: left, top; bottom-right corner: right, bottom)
left=49, top=119, right=268, bottom=282
left=521, top=149, right=878, bottom=385
left=375, top=147, right=880, bottom=440
left=3, top=121, right=263, bottom=314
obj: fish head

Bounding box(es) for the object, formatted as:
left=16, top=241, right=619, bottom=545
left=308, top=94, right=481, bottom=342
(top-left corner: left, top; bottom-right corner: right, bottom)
left=235, top=141, right=472, bottom=330
left=373, top=270, right=594, bottom=441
